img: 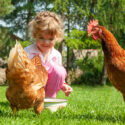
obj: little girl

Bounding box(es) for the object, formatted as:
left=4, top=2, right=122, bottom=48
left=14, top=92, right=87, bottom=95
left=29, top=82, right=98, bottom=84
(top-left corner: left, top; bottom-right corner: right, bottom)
left=24, top=11, right=72, bottom=98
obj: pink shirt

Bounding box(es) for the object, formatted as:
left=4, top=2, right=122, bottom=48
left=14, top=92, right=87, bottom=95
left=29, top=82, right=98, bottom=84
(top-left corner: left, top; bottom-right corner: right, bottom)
left=24, top=43, right=67, bottom=98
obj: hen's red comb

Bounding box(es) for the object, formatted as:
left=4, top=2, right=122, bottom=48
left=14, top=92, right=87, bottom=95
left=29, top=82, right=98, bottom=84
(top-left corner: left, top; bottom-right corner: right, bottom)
left=87, top=19, right=98, bottom=33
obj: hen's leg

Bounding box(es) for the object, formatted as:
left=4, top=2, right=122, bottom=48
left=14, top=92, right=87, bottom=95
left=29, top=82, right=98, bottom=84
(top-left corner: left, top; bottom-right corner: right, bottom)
left=34, top=88, right=45, bottom=114
left=10, top=104, right=17, bottom=115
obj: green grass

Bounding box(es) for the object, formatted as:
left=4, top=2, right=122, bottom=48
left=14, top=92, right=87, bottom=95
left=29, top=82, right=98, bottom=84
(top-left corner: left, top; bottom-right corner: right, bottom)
left=0, top=85, right=125, bottom=125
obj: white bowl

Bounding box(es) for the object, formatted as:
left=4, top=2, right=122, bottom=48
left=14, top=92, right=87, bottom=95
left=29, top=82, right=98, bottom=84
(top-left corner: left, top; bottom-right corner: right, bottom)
left=44, top=98, right=67, bottom=112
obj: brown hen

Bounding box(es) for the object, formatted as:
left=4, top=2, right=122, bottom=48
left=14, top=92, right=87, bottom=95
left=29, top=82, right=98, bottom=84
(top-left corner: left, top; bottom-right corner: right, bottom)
left=88, top=20, right=125, bottom=101
left=6, top=42, right=48, bottom=114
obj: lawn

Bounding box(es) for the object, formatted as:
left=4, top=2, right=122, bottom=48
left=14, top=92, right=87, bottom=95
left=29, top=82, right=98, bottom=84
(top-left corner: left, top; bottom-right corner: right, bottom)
left=0, top=85, right=125, bottom=125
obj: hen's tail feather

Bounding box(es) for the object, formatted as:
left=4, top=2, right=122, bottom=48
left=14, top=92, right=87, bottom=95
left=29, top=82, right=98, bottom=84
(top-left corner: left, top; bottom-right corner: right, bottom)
left=7, top=41, right=48, bottom=88
left=16, top=53, right=25, bottom=68
left=8, top=44, right=17, bottom=69
left=8, top=41, right=28, bottom=70
left=7, top=41, right=33, bottom=84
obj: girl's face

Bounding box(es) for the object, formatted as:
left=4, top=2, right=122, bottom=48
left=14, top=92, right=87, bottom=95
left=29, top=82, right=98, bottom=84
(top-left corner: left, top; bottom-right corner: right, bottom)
left=36, top=33, right=56, bottom=53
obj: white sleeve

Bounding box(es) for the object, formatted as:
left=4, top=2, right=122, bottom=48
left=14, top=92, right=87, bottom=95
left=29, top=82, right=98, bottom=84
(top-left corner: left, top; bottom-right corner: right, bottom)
left=24, top=46, right=33, bottom=59
left=57, top=52, right=62, bottom=65
left=24, top=47, right=28, bottom=53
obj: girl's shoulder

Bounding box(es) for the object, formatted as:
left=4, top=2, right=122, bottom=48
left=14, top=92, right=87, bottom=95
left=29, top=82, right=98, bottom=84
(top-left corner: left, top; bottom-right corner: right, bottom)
left=52, top=48, right=61, bottom=56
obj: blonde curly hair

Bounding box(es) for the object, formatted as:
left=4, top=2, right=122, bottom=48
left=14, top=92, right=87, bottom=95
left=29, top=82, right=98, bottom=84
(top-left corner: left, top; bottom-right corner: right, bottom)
left=28, top=11, right=64, bottom=42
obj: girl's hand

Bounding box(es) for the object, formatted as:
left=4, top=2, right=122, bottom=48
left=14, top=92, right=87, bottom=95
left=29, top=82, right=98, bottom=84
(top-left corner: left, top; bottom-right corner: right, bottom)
left=61, top=83, right=73, bottom=96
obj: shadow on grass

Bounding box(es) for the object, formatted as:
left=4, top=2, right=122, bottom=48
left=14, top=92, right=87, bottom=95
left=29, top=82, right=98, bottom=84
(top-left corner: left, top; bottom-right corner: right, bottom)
left=0, top=109, right=37, bottom=118
left=0, top=110, right=12, bottom=118
left=0, top=101, right=12, bottom=118
left=0, top=101, right=38, bottom=118
left=0, top=101, right=9, bottom=107
left=62, top=113, right=125, bottom=123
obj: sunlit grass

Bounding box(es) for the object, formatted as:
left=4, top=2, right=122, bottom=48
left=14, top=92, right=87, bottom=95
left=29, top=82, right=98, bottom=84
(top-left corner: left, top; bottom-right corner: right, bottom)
left=0, top=85, right=125, bottom=125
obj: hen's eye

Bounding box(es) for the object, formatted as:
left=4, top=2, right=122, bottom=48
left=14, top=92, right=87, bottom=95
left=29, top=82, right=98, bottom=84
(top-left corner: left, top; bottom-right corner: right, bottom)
left=49, top=38, right=54, bottom=41
left=39, top=37, right=43, bottom=39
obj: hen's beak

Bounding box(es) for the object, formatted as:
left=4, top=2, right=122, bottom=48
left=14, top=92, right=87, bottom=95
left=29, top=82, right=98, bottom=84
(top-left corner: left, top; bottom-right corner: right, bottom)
left=88, top=30, right=98, bottom=37
left=88, top=32, right=93, bottom=37
left=88, top=31, right=96, bottom=37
